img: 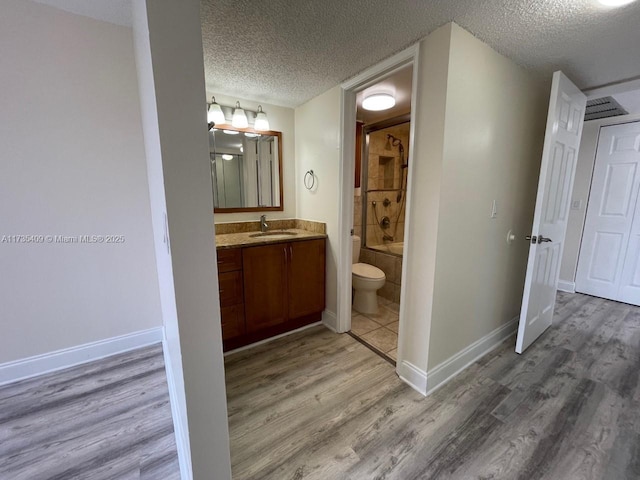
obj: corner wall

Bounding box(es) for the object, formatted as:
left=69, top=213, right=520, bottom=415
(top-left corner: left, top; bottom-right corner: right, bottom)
left=397, top=24, right=452, bottom=380
left=133, top=0, right=231, bottom=478
left=427, top=23, right=548, bottom=369
left=559, top=113, right=640, bottom=289
left=0, top=0, right=162, bottom=364
left=294, top=87, right=342, bottom=321
left=209, top=93, right=296, bottom=224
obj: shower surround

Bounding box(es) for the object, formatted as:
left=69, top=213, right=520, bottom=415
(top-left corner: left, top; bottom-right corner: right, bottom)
left=353, top=121, right=409, bottom=304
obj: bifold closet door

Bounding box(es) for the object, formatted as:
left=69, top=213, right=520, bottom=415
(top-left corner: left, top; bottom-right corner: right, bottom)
left=575, top=121, right=640, bottom=305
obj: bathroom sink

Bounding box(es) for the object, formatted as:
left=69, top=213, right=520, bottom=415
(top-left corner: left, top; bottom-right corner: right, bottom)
left=249, top=231, right=299, bottom=239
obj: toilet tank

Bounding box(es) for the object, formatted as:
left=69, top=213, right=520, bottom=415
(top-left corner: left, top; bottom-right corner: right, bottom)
left=352, top=235, right=361, bottom=264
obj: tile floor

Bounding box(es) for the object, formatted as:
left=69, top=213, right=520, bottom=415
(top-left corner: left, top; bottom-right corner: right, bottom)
left=350, top=296, right=399, bottom=362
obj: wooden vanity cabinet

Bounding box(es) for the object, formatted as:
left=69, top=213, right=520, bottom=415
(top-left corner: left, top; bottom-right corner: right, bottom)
left=218, top=238, right=326, bottom=352
left=216, top=248, right=245, bottom=342
left=242, top=243, right=289, bottom=333
left=288, top=239, right=326, bottom=319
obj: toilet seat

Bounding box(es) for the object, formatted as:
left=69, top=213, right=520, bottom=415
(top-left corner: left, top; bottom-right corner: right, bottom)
left=352, top=263, right=385, bottom=280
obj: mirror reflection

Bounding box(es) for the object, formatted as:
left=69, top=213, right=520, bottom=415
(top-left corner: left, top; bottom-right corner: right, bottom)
left=210, top=127, right=283, bottom=212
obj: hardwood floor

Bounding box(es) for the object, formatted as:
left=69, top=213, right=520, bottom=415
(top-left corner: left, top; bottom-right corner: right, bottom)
left=225, top=292, right=640, bottom=480
left=0, top=344, right=180, bottom=480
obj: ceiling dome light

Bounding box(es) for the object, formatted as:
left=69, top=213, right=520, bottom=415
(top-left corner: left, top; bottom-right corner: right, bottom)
left=362, top=93, right=396, bottom=111
left=207, top=96, right=226, bottom=125
left=254, top=105, right=270, bottom=131
left=597, top=0, right=637, bottom=6
left=221, top=154, right=234, bottom=161
left=231, top=101, right=249, bottom=128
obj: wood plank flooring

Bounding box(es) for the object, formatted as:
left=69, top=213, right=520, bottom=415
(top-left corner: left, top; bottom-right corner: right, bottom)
left=0, top=344, right=180, bottom=480
left=225, top=292, right=640, bottom=480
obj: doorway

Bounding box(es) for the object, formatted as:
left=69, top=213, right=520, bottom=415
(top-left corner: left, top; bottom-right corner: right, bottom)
left=575, top=121, right=640, bottom=305
left=337, top=46, right=419, bottom=370
left=349, top=117, right=411, bottom=362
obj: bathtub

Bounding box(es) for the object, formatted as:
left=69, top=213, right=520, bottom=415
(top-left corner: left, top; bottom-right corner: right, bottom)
left=368, top=242, right=404, bottom=257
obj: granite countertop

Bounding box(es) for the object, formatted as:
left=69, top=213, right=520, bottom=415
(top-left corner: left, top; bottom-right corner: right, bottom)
left=215, top=229, right=327, bottom=249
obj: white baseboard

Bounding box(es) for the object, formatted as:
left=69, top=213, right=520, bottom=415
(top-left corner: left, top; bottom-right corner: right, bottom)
left=397, top=360, right=428, bottom=396
left=558, top=280, right=576, bottom=293
left=162, top=339, right=192, bottom=480
left=0, top=327, right=164, bottom=386
left=425, top=316, right=519, bottom=396
left=322, top=310, right=338, bottom=332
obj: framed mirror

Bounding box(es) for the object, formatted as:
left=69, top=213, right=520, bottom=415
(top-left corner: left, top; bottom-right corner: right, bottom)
left=210, top=126, right=283, bottom=213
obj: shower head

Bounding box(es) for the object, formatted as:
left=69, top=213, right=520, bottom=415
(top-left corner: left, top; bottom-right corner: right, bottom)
left=385, top=135, right=393, bottom=151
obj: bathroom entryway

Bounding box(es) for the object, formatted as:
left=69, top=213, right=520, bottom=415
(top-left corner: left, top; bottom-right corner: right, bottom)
left=350, top=296, right=399, bottom=362
left=347, top=62, right=413, bottom=363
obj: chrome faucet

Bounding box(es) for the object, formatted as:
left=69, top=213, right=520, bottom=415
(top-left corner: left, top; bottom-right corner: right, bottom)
left=260, top=214, right=268, bottom=233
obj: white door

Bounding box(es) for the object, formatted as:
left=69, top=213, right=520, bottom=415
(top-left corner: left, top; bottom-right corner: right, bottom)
left=515, top=71, right=587, bottom=354
left=575, top=121, right=640, bottom=305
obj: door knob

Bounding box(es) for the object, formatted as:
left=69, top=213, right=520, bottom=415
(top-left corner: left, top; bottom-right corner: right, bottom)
left=538, top=236, right=553, bottom=243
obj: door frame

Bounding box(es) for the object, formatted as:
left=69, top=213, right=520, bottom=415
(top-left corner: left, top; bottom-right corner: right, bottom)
left=337, top=44, right=420, bottom=369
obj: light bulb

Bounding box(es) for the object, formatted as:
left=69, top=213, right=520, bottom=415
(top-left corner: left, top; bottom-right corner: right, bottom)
left=362, top=93, right=395, bottom=111
left=254, top=105, right=270, bottom=131
left=597, top=0, right=636, bottom=6
left=222, top=154, right=233, bottom=161
left=207, top=96, right=226, bottom=125
left=231, top=101, right=248, bottom=128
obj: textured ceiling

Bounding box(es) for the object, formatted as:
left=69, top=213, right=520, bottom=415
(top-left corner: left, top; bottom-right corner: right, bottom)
left=201, top=0, right=640, bottom=107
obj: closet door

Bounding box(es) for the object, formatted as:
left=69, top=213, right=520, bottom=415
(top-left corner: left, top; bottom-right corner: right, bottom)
left=575, top=121, right=640, bottom=304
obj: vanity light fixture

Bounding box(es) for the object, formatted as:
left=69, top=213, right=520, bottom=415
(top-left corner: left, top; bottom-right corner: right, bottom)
left=362, top=93, right=395, bottom=111
left=232, top=101, right=249, bottom=128
left=207, top=96, right=226, bottom=125
left=223, top=129, right=240, bottom=135
left=221, top=154, right=234, bottom=161
left=254, top=105, right=270, bottom=131
left=597, top=0, right=636, bottom=6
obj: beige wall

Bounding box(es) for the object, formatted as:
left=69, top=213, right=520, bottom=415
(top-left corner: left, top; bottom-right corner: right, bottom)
left=294, top=86, right=342, bottom=321
left=559, top=113, right=640, bottom=287
left=0, top=0, right=162, bottom=364
left=398, top=24, right=452, bottom=374
left=426, top=24, right=547, bottom=367
left=209, top=93, right=296, bottom=224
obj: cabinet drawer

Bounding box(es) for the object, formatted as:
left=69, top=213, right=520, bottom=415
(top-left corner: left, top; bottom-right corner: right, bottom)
left=221, top=305, right=245, bottom=340
left=216, top=248, right=242, bottom=273
left=219, top=270, right=243, bottom=307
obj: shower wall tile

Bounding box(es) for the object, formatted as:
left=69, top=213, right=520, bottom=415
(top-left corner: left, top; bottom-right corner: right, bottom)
left=360, top=247, right=375, bottom=265
left=393, top=284, right=402, bottom=304
left=366, top=228, right=381, bottom=248
left=375, top=252, right=396, bottom=280
left=378, top=281, right=395, bottom=302
left=394, top=257, right=403, bottom=284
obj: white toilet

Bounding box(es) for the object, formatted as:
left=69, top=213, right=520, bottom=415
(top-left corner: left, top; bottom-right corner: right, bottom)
left=352, top=236, right=386, bottom=314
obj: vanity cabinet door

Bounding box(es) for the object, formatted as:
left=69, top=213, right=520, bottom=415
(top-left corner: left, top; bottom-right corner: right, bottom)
left=288, top=239, right=326, bottom=319
left=242, top=243, right=289, bottom=333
